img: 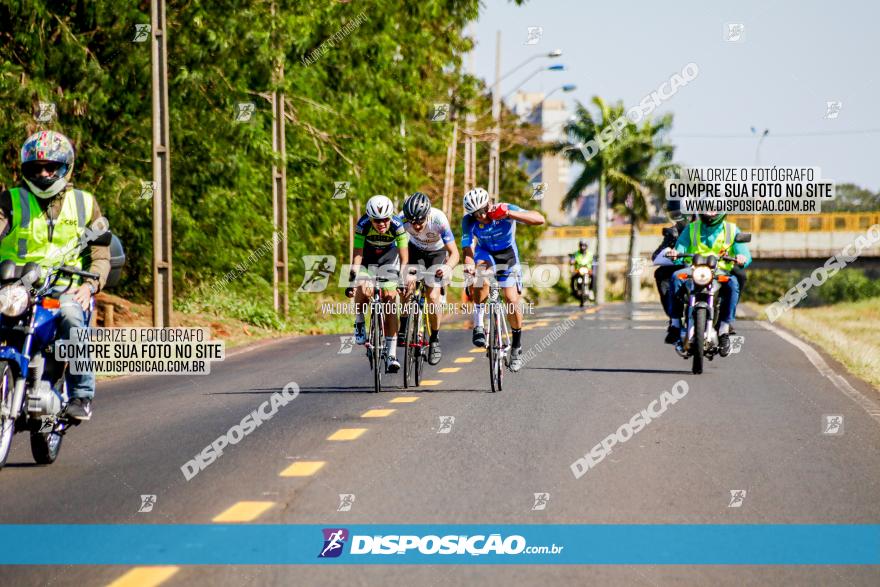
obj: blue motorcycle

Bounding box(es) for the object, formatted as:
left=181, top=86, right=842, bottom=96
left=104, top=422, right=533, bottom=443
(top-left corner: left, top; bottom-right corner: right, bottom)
left=0, top=261, right=99, bottom=467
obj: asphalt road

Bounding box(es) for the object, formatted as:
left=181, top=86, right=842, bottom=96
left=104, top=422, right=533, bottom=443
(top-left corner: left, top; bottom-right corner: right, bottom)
left=1, top=302, right=879, bottom=586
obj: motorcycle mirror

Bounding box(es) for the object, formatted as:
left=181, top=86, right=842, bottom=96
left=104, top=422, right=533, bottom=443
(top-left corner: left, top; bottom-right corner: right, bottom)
left=0, top=260, right=17, bottom=282
left=84, top=217, right=112, bottom=246
left=21, top=262, right=41, bottom=287
left=734, top=232, right=752, bottom=243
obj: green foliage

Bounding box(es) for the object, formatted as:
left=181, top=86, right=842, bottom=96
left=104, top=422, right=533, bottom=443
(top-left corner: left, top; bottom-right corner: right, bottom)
left=2, top=0, right=535, bottom=319
left=825, top=183, right=880, bottom=212
left=742, top=268, right=880, bottom=306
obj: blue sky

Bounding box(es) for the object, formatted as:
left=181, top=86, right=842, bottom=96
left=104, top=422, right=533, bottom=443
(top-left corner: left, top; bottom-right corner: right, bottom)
left=472, top=0, right=879, bottom=190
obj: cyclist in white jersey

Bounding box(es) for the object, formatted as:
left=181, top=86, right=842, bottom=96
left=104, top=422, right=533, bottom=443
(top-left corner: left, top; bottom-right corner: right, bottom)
left=399, top=192, right=459, bottom=364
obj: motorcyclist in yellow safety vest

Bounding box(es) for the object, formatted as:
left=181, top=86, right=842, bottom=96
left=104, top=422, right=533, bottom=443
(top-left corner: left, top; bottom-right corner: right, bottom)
left=569, top=239, right=594, bottom=300
left=669, top=211, right=751, bottom=357
left=0, top=131, right=110, bottom=421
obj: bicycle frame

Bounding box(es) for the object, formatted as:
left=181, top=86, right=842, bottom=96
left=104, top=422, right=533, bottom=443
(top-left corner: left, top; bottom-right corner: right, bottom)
left=487, top=283, right=511, bottom=392
left=364, top=276, right=389, bottom=393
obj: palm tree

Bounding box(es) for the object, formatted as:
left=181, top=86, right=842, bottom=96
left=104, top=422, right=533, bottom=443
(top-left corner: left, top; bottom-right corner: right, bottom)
left=549, top=97, right=642, bottom=303
left=609, top=113, right=677, bottom=301
left=549, top=98, right=677, bottom=303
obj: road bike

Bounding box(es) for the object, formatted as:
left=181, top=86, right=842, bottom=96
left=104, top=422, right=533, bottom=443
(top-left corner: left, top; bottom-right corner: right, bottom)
left=364, top=277, right=393, bottom=393
left=402, top=280, right=431, bottom=389
left=486, top=283, right=511, bottom=393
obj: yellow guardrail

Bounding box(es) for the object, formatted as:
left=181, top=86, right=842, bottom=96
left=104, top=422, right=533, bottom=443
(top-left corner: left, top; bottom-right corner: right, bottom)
left=545, top=212, right=880, bottom=239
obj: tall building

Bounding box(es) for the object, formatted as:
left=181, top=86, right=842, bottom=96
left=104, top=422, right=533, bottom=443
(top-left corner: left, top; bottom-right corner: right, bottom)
left=511, top=91, right=572, bottom=226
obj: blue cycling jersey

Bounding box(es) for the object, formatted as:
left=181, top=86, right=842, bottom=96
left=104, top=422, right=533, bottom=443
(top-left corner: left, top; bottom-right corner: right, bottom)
left=460, top=204, right=522, bottom=252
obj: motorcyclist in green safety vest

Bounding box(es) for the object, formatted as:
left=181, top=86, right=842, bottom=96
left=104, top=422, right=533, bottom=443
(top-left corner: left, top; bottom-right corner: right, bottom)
left=668, top=211, right=751, bottom=357
left=569, top=239, right=594, bottom=300
left=0, top=131, right=111, bottom=421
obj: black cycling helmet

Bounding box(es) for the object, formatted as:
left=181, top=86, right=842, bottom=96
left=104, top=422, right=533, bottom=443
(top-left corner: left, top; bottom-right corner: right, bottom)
left=403, top=191, right=431, bottom=222
left=578, top=239, right=588, bottom=251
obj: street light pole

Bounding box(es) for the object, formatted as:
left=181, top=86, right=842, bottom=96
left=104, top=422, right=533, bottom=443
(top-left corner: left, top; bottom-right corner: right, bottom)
left=753, top=127, right=769, bottom=165
left=596, top=174, right=607, bottom=305
left=487, top=49, right=562, bottom=200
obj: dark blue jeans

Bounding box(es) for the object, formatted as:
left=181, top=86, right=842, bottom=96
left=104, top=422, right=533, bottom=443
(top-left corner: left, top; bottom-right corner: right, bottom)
left=58, top=294, right=95, bottom=400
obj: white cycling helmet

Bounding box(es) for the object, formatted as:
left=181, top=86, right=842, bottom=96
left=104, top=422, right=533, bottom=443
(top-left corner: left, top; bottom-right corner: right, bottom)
left=366, top=195, right=394, bottom=219
left=463, top=187, right=489, bottom=214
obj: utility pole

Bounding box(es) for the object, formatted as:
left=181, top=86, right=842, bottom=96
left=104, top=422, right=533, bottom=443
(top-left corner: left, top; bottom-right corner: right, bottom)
left=442, top=120, right=458, bottom=218
left=488, top=30, right=501, bottom=200
left=151, top=0, right=173, bottom=327
left=271, top=2, right=288, bottom=317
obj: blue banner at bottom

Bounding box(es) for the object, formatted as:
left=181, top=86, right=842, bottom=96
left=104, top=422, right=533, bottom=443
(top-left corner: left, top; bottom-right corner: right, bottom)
left=0, top=525, right=878, bottom=564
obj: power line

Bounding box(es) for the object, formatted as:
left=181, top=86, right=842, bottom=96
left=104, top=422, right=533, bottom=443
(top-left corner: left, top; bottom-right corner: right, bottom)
left=675, top=129, right=880, bottom=138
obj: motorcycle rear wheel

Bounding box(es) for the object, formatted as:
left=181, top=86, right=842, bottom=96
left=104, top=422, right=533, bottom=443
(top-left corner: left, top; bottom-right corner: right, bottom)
left=692, top=307, right=707, bottom=375
left=30, top=428, right=63, bottom=465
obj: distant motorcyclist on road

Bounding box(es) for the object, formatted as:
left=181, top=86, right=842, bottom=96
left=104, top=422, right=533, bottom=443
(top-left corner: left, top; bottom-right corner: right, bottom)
left=0, top=131, right=110, bottom=421
left=668, top=211, right=751, bottom=356
left=569, top=239, right=594, bottom=302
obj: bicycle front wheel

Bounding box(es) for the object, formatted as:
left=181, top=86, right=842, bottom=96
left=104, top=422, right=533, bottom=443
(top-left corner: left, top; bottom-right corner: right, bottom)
left=414, top=303, right=427, bottom=386
left=403, top=298, right=418, bottom=388
left=372, top=301, right=383, bottom=393
left=488, top=305, right=503, bottom=393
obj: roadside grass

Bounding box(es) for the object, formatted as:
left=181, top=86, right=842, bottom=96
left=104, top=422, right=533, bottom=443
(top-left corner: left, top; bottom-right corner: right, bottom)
left=769, top=297, right=880, bottom=390
left=98, top=280, right=351, bottom=350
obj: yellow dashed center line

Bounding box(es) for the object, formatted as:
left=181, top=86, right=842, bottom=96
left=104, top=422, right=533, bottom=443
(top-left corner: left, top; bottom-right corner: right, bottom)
left=107, top=567, right=180, bottom=587
left=390, top=396, right=419, bottom=403
left=212, top=501, right=274, bottom=523
left=438, top=367, right=460, bottom=373
left=469, top=347, right=484, bottom=353
left=362, top=408, right=395, bottom=418
left=280, top=460, right=326, bottom=477
left=419, top=380, right=442, bottom=386
left=327, top=428, right=367, bottom=441
left=453, top=357, right=474, bottom=364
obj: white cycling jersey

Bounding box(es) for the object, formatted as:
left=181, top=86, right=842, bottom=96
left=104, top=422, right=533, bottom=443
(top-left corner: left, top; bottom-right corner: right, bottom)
left=403, top=207, right=454, bottom=252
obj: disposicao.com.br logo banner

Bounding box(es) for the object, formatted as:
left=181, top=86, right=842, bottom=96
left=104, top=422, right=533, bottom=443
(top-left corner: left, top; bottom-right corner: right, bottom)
left=0, top=525, right=878, bottom=564
left=317, top=527, right=563, bottom=559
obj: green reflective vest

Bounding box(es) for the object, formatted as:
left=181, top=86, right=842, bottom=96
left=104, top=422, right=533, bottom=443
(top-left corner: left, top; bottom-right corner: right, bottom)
left=573, top=250, right=593, bottom=268
left=0, top=187, right=94, bottom=285
left=688, top=220, right=734, bottom=271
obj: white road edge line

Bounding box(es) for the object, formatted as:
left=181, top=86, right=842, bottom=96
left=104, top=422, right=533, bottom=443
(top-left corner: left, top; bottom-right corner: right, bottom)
left=759, top=321, right=880, bottom=423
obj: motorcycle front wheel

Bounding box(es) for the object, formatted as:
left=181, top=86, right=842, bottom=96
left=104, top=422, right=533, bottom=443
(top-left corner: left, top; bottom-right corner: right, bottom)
left=0, top=362, right=15, bottom=469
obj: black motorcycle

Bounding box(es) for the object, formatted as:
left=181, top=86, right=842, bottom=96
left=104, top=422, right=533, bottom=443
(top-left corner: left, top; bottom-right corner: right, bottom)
left=671, top=232, right=751, bottom=375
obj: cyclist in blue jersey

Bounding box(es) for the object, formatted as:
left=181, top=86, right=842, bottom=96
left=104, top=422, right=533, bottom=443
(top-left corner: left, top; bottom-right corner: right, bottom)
left=460, top=187, right=545, bottom=372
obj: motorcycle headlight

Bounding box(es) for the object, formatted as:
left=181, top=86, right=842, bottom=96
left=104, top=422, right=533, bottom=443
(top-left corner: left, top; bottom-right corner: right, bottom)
left=578, top=267, right=589, bottom=276
left=0, top=285, right=29, bottom=317
left=692, top=266, right=713, bottom=286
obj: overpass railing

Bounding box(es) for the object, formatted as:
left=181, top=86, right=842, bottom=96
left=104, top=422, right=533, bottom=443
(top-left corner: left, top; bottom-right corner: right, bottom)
left=544, top=212, right=880, bottom=239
